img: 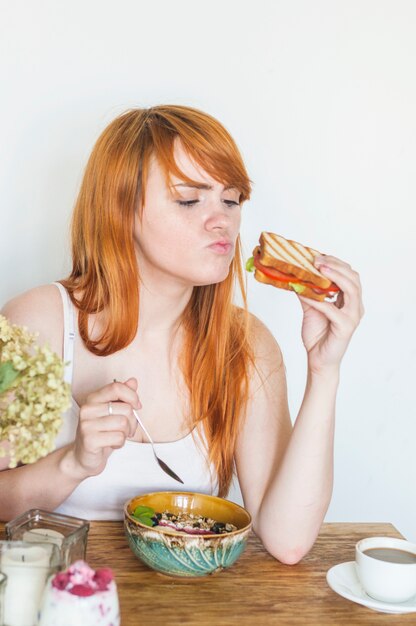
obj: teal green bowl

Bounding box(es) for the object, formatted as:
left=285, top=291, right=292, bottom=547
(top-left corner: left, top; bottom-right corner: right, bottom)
left=124, top=491, right=252, bottom=577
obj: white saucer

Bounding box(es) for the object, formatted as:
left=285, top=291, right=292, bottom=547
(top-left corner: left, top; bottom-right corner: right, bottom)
left=326, top=561, right=416, bottom=614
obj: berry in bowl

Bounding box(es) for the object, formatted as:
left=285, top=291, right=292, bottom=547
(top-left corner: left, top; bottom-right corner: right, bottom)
left=124, top=491, right=252, bottom=577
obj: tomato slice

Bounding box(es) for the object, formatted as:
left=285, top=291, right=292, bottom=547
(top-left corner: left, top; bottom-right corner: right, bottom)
left=253, top=255, right=293, bottom=282
left=253, top=254, right=340, bottom=294
left=310, top=284, right=340, bottom=295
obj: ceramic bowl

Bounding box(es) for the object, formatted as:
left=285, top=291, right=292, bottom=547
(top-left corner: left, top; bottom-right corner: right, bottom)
left=124, top=491, right=252, bottom=577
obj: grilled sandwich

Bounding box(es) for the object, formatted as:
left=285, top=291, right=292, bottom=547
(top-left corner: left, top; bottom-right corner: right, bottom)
left=246, top=232, right=341, bottom=302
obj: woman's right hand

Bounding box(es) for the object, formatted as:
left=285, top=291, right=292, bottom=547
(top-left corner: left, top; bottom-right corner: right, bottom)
left=71, top=378, right=140, bottom=477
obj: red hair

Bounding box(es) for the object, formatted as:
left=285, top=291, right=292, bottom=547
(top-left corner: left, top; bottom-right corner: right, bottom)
left=61, top=105, right=253, bottom=496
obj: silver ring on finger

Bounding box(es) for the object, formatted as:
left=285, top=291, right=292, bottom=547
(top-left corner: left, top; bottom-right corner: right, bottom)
left=108, top=401, right=113, bottom=416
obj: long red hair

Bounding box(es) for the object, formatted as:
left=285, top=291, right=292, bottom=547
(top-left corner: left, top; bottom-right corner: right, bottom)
left=61, top=105, right=253, bottom=496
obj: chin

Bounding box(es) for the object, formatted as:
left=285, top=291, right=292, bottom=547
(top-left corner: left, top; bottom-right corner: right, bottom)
left=193, top=269, right=231, bottom=287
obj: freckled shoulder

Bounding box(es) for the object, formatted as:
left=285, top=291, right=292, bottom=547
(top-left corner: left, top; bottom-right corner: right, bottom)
left=1, top=284, right=64, bottom=358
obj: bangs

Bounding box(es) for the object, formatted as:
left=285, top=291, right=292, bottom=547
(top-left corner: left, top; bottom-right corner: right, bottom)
left=142, top=106, right=252, bottom=205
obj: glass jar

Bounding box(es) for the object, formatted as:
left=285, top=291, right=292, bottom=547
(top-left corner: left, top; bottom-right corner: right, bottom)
left=5, top=509, right=89, bottom=568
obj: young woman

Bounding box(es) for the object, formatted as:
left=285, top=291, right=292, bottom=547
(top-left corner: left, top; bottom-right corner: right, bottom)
left=0, top=105, right=363, bottom=563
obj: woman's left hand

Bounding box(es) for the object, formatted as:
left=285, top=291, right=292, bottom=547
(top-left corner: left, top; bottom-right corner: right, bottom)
left=297, top=255, right=364, bottom=375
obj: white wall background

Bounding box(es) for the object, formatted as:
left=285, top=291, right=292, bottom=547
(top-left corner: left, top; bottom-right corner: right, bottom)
left=1, top=1, right=415, bottom=540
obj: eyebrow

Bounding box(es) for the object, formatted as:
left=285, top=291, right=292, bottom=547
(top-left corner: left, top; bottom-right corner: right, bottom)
left=172, top=183, right=239, bottom=192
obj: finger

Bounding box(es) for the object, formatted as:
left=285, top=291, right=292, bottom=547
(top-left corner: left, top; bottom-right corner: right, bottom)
left=104, top=402, right=138, bottom=437
left=80, top=414, right=132, bottom=438
left=86, top=381, right=141, bottom=409
left=105, top=405, right=137, bottom=438
left=314, top=259, right=362, bottom=310
left=315, top=256, right=361, bottom=286
left=317, top=265, right=361, bottom=305
left=298, top=295, right=343, bottom=325
left=314, top=254, right=351, bottom=267
left=314, top=254, right=352, bottom=270
left=81, top=401, right=134, bottom=420
left=298, top=290, right=345, bottom=310
left=82, top=430, right=129, bottom=453
left=298, top=288, right=362, bottom=329
left=80, top=401, right=138, bottom=438
left=98, top=415, right=133, bottom=437
left=124, top=377, right=138, bottom=391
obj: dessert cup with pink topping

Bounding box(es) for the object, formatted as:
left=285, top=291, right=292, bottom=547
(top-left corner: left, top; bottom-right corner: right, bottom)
left=38, top=560, right=120, bottom=626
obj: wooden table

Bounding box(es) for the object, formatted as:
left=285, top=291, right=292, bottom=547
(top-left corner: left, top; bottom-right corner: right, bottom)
left=1, top=522, right=414, bottom=625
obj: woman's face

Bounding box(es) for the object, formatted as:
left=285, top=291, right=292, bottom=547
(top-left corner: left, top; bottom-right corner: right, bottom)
left=134, top=139, right=242, bottom=288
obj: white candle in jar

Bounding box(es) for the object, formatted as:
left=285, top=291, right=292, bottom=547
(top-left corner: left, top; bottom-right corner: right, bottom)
left=22, top=528, right=64, bottom=549
left=1, top=545, right=50, bottom=626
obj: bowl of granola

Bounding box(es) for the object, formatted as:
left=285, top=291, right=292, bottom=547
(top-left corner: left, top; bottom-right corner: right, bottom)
left=124, top=491, right=252, bottom=577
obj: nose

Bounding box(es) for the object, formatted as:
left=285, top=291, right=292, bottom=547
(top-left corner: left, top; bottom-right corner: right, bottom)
left=204, top=200, right=230, bottom=231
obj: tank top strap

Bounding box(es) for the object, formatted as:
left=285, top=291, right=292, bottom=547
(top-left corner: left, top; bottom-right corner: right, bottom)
left=52, top=282, right=75, bottom=385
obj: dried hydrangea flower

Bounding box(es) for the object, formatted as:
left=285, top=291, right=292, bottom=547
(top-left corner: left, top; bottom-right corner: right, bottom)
left=0, top=315, right=70, bottom=467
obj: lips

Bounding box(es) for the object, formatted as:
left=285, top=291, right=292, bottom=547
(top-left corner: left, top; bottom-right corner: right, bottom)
left=208, top=240, right=233, bottom=254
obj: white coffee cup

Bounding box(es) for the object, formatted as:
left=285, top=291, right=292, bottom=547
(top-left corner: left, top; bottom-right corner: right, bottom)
left=355, top=536, right=416, bottom=603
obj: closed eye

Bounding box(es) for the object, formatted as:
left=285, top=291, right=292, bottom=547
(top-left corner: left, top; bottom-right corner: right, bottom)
left=177, top=200, right=199, bottom=207
left=176, top=199, right=240, bottom=207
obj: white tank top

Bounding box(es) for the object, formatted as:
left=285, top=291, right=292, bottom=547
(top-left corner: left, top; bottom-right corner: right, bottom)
left=52, top=283, right=216, bottom=520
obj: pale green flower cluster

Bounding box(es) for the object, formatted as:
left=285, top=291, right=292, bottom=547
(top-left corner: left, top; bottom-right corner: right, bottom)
left=0, top=315, right=71, bottom=468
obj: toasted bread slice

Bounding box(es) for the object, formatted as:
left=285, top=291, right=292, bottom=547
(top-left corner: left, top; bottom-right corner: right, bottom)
left=254, top=268, right=331, bottom=302
left=258, top=232, right=331, bottom=290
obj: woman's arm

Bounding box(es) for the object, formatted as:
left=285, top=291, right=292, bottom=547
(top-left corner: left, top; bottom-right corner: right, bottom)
left=0, top=376, right=140, bottom=521
left=236, top=345, right=338, bottom=565
left=0, top=288, right=139, bottom=521
left=236, top=255, right=363, bottom=564
left=0, top=445, right=90, bottom=521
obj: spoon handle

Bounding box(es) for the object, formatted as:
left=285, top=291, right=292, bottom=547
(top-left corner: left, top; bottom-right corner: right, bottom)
left=132, top=408, right=154, bottom=445
left=113, top=379, right=184, bottom=484
left=133, top=409, right=184, bottom=484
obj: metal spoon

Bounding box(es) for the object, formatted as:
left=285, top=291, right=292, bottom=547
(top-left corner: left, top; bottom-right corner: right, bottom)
left=132, top=408, right=184, bottom=484
left=113, top=379, right=184, bottom=484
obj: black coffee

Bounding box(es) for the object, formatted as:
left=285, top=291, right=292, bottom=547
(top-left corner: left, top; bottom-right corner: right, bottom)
left=363, top=547, right=416, bottom=564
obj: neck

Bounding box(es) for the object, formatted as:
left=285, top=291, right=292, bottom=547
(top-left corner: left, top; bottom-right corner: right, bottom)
left=136, top=274, right=193, bottom=339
